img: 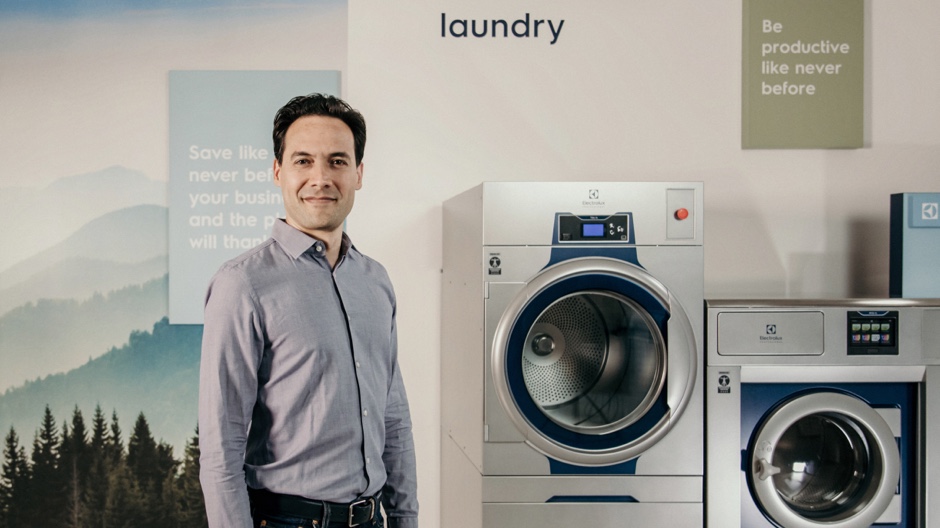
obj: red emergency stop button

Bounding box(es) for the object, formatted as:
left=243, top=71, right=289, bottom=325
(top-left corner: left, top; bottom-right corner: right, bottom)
left=674, top=208, right=690, bottom=221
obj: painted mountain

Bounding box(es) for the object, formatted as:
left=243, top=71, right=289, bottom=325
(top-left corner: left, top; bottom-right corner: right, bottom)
left=0, top=165, right=166, bottom=274
left=0, top=166, right=199, bottom=454
left=0, top=316, right=201, bottom=458
left=0, top=204, right=170, bottom=391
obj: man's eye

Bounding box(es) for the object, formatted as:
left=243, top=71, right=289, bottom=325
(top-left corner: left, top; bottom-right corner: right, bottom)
left=295, top=159, right=310, bottom=165
left=332, top=159, right=348, bottom=166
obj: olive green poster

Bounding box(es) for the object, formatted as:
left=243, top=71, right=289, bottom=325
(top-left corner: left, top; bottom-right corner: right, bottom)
left=742, top=0, right=864, bottom=148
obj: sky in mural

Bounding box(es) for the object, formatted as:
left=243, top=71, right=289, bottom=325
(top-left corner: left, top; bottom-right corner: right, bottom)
left=0, top=0, right=345, bottom=190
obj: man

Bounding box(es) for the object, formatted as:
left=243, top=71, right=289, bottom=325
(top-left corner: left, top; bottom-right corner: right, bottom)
left=199, top=93, right=418, bottom=528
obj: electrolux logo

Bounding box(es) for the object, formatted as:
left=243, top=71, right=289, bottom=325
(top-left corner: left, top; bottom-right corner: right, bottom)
left=760, top=323, right=783, bottom=342
left=583, top=189, right=605, bottom=207
left=923, top=202, right=939, bottom=221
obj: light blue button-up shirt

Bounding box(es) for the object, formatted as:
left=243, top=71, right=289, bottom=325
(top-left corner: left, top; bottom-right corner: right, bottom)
left=199, top=220, right=418, bottom=528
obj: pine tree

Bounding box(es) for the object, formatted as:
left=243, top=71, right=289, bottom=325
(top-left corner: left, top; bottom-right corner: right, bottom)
left=156, top=442, right=179, bottom=493
left=147, top=441, right=180, bottom=528
left=160, top=469, right=182, bottom=528
left=28, top=405, right=64, bottom=524
left=91, top=406, right=109, bottom=453
left=127, top=413, right=158, bottom=492
left=176, top=427, right=208, bottom=527
left=1, top=427, right=31, bottom=528
left=62, top=407, right=89, bottom=528
left=107, top=410, right=124, bottom=464
left=127, top=413, right=168, bottom=528
left=64, top=457, right=83, bottom=528
left=68, top=406, right=90, bottom=476
left=103, top=460, right=144, bottom=528
left=82, top=405, right=110, bottom=528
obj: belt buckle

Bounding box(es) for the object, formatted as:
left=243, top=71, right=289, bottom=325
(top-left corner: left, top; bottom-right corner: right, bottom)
left=348, top=497, right=375, bottom=527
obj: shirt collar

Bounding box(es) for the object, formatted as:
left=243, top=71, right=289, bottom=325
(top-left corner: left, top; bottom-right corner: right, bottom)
left=271, top=219, right=357, bottom=261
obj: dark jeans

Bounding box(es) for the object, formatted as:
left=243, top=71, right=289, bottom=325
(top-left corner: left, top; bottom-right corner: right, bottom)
left=253, top=511, right=385, bottom=528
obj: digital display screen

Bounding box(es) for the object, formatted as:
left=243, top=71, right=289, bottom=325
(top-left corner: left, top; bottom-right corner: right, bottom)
left=582, top=223, right=605, bottom=237
left=847, top=311, right=899, bottom=355
left=557, top=214, right=629, bottom=243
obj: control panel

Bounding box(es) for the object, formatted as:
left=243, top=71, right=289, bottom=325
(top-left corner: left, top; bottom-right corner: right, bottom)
left=847, top=310, right=898, bottom=355
left=557, top=214, right=631, bottom=243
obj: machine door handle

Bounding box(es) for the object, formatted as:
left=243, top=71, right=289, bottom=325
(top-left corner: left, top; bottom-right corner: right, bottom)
left=754, top=458, right=781, bottom=481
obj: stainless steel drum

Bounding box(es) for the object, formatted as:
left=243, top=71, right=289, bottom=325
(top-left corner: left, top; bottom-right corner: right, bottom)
left=521, top=291, right=666, bottom=435
left=491, top=257, right=698, bottom=466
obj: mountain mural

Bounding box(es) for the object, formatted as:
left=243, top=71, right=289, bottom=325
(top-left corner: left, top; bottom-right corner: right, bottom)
left=0, top=255, right=166, bottom=317
left=0, top=199, right=172, bottom=393
left=0, top=204, right=168, bottom=293
left=0, top=317, right=201, bottom=454
left=0, top=275, right=169, bottom=392
left=0, top=165, right=165, bottom=273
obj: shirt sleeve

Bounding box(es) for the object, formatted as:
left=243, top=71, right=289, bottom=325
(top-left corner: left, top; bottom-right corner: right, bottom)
left=199, top=265, right=264, bottom=528
left=381, top=304, right=419, bottom=528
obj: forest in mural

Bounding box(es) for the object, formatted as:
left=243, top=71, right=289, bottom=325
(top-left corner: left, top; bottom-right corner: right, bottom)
left=0, top=405, right=206, bottom=528
left=0, top=318, right=206, bottom=528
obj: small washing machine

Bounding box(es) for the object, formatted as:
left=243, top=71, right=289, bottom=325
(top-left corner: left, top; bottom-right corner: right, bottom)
left=442, top=182, right=704, bottom=527
left=706, top=299, right=940, bottom=528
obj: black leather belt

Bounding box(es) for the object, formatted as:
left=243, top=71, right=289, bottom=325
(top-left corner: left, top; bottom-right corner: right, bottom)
left=248, top=488, right=379, bottom=527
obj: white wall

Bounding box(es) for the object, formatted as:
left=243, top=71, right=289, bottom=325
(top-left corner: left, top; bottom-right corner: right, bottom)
left=4, top=1, right=935, bottom=525
left=347, top=0, right=940, bottom=525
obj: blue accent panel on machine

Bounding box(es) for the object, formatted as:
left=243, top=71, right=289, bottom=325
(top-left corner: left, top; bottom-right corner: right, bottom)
left=546, top=247, right=642, bottom=269
left=548, top=458, right=639, bottom=475
left=547, top=212, right=640, bottom=268
left=504, top=273, right=671, bottom=455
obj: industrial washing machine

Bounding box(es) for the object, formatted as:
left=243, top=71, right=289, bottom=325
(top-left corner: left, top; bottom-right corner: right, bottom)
left=442, top=182, right=704, bottom=527
left=706, top=299, right=940, bottom=528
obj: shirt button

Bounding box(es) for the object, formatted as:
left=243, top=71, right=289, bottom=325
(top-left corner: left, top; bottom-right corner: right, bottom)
left=366, top=457, right=371, bottom=464
left=363, top=409, right=368, bottom=416
left=314, top=243, right=323, bottom=253
left=355, top=361, right=361, bottom=368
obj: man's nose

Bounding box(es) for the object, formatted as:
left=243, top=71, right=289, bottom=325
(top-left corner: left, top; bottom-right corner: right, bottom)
left=307, top=160, right=332, bottom=186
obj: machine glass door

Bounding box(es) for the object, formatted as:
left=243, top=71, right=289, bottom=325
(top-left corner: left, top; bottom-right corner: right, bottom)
left=491, top=257, right=697, bottom=466
left=521, top=290, right=664, bottom=435
left=747, top=391, right=901, bottom=528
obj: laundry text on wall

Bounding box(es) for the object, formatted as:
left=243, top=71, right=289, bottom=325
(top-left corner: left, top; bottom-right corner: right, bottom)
left=441, top=13, right=565, bottom=45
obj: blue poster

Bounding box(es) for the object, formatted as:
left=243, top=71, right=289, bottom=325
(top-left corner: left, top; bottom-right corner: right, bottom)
left=168, top=70, right=341, bottom=324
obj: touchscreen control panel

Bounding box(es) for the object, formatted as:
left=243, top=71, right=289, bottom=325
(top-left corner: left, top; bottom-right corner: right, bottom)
left=847, top=311, right=898, bottom=355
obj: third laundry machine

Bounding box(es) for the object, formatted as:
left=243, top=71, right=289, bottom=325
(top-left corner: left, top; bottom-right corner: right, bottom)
left=442, top=182, right=704, bottom=527
left=890, top=192, right=940, bottom=298
left=706, top=299, right=940, bottom=528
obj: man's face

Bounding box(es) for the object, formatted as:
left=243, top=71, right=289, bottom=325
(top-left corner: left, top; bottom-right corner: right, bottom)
left=274, top=115, right=363, bottom=240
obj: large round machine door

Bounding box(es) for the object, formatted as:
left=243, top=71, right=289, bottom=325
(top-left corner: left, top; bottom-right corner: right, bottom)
left=747, top=392, right=901, bottom=528
left=491, top=257, right=697, bottom=466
